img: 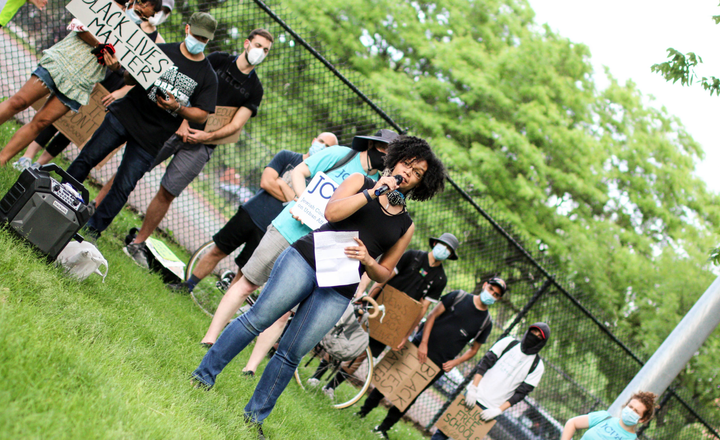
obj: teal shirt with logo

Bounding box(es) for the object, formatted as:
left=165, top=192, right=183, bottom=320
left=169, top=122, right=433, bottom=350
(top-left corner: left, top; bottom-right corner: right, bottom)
left=581, top=411, right=637, bottom=440
left=271, top=146, right=379, bottom=244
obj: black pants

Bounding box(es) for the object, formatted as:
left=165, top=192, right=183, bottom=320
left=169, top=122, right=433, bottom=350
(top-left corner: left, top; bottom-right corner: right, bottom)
left=34, top=125, right=71, bottom=157
left=360, top=369, right=444, bottom=431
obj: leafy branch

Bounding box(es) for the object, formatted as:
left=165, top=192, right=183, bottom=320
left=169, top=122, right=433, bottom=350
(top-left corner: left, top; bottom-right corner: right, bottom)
left=651, top=48, right=720, bottom=96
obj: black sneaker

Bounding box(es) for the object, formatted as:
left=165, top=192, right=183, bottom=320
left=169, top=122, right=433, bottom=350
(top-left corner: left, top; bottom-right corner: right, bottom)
left=166, top=281, right=190, bottom=294
left=124, top=227, right=139, bottom=246
left=124, top=242, right=150, bottom=269
left=256, top=424, right=266, bottom=440
left=82, top=226, right=101, bottom=244
left=354, top=411, right=367, bottom=419
left=244, top=416, right=266, bottom=440
left=372, top=426, right=389, bottom=439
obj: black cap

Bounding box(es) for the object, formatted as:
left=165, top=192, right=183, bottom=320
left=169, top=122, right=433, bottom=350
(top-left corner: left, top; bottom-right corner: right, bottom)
left=351, top=129, right=399, bottom=151
left=487, top=276, right=507, bottom=296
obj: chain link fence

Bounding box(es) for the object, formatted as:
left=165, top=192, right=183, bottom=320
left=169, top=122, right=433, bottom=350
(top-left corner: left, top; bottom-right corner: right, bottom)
left=1, top=0, right=718, bottom=438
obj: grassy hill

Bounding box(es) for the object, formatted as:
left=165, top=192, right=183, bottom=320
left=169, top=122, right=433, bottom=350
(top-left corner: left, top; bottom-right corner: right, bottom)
left=0, top=125, right=427, bottom=440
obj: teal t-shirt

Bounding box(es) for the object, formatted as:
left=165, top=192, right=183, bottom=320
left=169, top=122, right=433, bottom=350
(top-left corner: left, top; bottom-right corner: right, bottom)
left=271, top=145, right=379, bottom=244
left=580, top=411, right=637, bottom=440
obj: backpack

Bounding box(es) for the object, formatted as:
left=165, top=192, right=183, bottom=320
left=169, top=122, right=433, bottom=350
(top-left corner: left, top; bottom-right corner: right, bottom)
left=321, top=303, right=370, bottom=361
left=55, top=241, right=108, bottom=282
left=497, top=339, right=541, bottom=375
left=448, top=290, right=492, bottom=344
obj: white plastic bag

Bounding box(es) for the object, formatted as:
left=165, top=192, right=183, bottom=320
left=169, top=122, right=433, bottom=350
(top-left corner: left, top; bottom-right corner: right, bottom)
left=55, top=241, right=108, bottom=282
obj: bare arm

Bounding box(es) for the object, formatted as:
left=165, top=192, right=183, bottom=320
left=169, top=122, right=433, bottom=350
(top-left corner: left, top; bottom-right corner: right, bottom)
left=259, top=166, right=291, bottom=202
left=188, top=107, right=253, bottom=144
left=363, top=224, right=414, bottom=284
left=156, top=91, right=209, bottom=124
left=291, top=162, right=311, bottom=197
left=443, top=340, right=482, bottom=372
left=77, top=31, right=99, bottom=48
left=354, top=273, right=375, bottom=300
left=561, top=415, right=589, bottom=440
left=418, top=302, right=445, bottom=363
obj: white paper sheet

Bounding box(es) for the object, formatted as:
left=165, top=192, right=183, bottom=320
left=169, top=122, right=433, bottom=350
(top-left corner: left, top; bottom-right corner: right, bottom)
left=314, top=230, right=361, bottom=287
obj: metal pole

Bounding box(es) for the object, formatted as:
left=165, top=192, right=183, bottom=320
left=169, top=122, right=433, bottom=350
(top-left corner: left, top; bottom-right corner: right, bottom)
left=608, top=275, right=720, bottom=417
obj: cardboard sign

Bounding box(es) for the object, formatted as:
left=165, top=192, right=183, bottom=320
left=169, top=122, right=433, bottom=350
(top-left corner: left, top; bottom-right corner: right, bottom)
left=369, top=285, right=422, bottom=348
left=31, top=84, right=110, bottom=148
left=435, top=395, right=496, bottom=440
left=371, top=343, right=440, bottom=411
left=291, top=172, right=338, bottom=230
left=205, top=106, right=240, bottom=145
left=66, top=0, right=173, bottom=89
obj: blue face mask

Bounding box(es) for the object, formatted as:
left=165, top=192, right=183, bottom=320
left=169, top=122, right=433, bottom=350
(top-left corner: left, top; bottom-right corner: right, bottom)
left=185, top=34, right=206, bottom=55
left=432, top=244, right=450, bottom=261
left=308, top=141, right=325, bottom=156
left=126, top=7, right=143, bottom=25
left=480, top=289, right=496, bottom=305
left=621, top=407, right=641, bottom=426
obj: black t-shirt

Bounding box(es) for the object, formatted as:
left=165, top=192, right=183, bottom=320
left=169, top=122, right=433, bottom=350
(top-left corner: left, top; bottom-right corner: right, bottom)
left=109, top=43, right=218, bottom=155
left=293, top=176, right=413, bottom=299
left=207, top=51, right=263, bottom=115
left=416, top=290, right=492, bottom=366
left=242, top=150, right=303, bottom=231
left=387, top=250, right=446, bottom=302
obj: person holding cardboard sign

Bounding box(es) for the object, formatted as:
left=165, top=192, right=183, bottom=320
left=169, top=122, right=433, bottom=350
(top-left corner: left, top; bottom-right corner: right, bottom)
left=432, top=322, right=551, bottom=440
left=197, top=129, right=398, bottom=351
left=191, top=136, right=446, bottom=438
left=0, top=14, right=129, bottom=166
left=316, top=232, right=459, bottom=399
left=65, top=12, right=219, bottom=240
left=358, top=279, right=506, bottom=440
left=13, top=0, right=171, bottom=171
left=123, top=29, right=274, bottom=267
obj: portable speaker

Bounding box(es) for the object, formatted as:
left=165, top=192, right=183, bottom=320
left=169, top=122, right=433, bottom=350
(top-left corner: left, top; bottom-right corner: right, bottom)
left=0, top=164, right=91, bottom=260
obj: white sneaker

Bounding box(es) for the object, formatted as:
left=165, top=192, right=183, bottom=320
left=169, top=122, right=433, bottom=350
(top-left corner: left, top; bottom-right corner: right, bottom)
left=306, top=378, right=320, bottom=388
left=12, top=157, right=32, bottom=171
left=322, top=386, right=335, bottom=400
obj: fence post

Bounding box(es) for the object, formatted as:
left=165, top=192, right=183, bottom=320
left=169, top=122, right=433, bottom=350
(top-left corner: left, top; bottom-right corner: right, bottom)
left=425, top=278, right=553, bottom=429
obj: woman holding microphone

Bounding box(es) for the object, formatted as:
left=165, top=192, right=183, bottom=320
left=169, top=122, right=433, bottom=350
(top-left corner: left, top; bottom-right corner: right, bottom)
left=191, top=136, right=445, bottom=435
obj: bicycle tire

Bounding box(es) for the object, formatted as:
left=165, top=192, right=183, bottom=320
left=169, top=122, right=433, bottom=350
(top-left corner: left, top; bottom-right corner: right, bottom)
left=294, top=346, right=374, bottom=409
left=187, top=240, right=245, bottom=318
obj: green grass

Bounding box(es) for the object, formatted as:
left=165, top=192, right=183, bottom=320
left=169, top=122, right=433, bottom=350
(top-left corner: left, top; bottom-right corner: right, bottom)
left=0, top=126, right=429, bottom=439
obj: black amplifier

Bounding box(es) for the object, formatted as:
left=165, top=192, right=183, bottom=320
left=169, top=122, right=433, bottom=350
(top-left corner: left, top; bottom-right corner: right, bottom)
left=0, top=164, right=91, bottom=260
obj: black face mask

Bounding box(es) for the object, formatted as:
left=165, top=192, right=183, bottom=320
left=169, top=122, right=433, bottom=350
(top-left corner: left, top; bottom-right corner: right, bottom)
left=520, top=332, right=543, bottom=354
left=367, top=147, right=386, bottom=171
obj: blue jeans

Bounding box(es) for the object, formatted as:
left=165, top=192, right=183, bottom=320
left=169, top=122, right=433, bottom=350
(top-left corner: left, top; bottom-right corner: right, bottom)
left=66, top=112, right=155, bottom=232
left=192, top=247, right=350, bottom=424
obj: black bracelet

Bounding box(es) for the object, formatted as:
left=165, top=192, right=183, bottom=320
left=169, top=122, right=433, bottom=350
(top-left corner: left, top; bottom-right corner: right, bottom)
left=363, top=189, right=373, bottom=203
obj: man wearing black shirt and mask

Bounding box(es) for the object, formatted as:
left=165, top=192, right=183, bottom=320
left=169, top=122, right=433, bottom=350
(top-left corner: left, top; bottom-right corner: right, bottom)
left=124, top=29, right=273, bottom=267
left=315, top=233, right=459, bottom=398
left=66, top=12, right=219, bottom=240
left=359, top=277, right=507, bottom=439
left=431, top=322, right=550, bottom=440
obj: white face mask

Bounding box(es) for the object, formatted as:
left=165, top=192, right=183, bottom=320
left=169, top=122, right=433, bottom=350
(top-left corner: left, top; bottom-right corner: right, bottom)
left=148, top=11, right=167, bottom=26
left=245, top=46, right=266, bottom=66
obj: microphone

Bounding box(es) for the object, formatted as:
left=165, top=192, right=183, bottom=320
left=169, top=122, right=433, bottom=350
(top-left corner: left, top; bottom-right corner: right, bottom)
left=375, top=175, right=403, bottom=196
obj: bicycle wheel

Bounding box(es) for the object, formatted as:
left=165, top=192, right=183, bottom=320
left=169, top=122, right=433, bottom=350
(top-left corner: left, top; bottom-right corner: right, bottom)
left=294, top=346, right=374, bottom=409
left=186, top=240, right=240, bottom=317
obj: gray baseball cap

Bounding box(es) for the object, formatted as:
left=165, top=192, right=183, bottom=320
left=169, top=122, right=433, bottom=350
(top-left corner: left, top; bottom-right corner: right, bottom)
left=351, top=129, right=399, bottom=152
left=189, top=12, right=217, bottom=40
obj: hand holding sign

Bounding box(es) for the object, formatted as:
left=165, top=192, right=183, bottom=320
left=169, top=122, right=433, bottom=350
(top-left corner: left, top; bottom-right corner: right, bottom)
left=293, top=172, right=338, bottom=230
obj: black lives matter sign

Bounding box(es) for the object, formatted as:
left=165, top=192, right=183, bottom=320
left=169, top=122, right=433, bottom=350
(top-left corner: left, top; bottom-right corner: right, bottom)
left=66, top=0, right=173, bottom=89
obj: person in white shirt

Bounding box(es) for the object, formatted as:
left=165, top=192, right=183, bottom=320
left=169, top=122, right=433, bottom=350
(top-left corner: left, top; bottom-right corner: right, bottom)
left=431, top=322, right=550, bottom=440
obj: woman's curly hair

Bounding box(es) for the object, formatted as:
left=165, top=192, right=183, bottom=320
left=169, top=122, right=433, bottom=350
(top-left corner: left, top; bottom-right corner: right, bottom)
left=383, top=135, right=445, bottom=202
left=626, top=391, right=659, bottom=422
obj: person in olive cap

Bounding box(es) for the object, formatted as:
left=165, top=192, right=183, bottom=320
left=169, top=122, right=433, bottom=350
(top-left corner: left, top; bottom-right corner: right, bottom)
left=313, top=232, right=460, bottom=399
left=360, top=277, right=507, bottom=439
left=431, top=322, right=551, bottom=440
left=197, top=129, right=399, bottom=353
left=66, top=12, right=219, bottom=239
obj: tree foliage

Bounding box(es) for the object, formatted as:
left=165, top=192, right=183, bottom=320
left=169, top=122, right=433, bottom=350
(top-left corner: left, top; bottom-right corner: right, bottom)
left=277, top=0, right=720, bottom=415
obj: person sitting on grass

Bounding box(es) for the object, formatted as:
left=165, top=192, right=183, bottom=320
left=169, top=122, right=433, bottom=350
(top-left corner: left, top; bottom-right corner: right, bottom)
left=561, top=391, right=658, bottom=440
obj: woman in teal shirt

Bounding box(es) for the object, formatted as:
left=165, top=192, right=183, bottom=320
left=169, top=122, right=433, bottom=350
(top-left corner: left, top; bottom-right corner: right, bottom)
left=561, top=391, right=657, bottom=440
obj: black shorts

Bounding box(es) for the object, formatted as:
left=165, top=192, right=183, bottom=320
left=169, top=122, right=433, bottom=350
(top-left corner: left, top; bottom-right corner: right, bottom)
left=212, top=207, right=265, bottom=269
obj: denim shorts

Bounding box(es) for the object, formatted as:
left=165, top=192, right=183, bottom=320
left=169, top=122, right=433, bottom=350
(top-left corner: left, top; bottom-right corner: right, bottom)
left=32, top=65, right=82, bottom=112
